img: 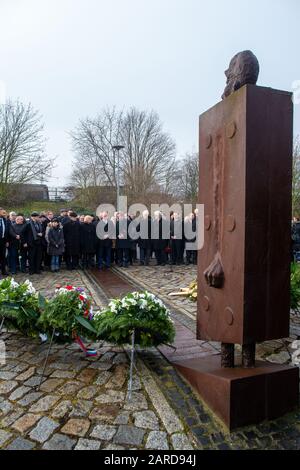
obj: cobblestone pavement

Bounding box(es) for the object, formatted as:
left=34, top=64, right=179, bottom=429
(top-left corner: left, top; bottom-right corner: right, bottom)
left=1, top=267, right=300, bottom=450
left=0, top=270, right=195, bottom=450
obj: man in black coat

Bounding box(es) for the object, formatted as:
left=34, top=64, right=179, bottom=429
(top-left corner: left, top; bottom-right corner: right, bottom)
left=96, top=212, right=113, bottom=270
left=0, top=208, right=9, bottom=276
left=116, top=212, right=131, bottom=268
left=22, top=212, right=44, bottom=275
left=137, top=210, right=152, bottom=266
left=63, top=212, right=81, bottom=270
left=151, top=211, right=168, bottom=266
left=80, top=215, right=96, bottom=269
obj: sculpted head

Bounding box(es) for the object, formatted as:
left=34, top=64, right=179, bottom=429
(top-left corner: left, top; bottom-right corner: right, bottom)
left=222, top=50, right=259, bottom=100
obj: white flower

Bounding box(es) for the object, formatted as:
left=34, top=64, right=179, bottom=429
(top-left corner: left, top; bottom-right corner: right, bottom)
left=10, top=279, right=19, bottom=289
left=23, top=280, right=36, bottom=294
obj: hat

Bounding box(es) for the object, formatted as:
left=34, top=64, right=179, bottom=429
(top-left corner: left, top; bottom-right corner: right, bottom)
left=52, top=217, right=59, bottom=223
left=31, top=212, right=40, bottom=217
left=69, top=212, right=78, bottom=218
left=60, top=209, right=67, bottom=213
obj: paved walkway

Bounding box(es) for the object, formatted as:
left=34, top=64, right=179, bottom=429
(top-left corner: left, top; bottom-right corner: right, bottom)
left=0, top=266, right=300, bottom=450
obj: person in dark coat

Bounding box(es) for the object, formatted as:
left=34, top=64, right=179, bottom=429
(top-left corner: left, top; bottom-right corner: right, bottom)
left=8, top=215, right=27, bottom=274
left=63, top=212, right=81, bottom=270
left=58, top=209, right=70, bottom=226
left=170, top=212, right=184, bottom=265
left=80, top=215, right=96, bottom=269
left=96, top=212, right=113, bottom=270
left=137, top=210, right=152, bottom=266
left=47, top=218, right=65, bottom=272
left=0, top=208, right=9, bottom=276
left=151, top=211, right=168, bottom=266
left=185, top=213, right=197, bottom=265
left=116, top=212, right=131, bottom=268
left=22, top=212, right=44, bottom=275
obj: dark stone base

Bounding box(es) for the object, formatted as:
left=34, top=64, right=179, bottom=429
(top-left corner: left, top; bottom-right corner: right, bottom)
left=174, top=356, right=299, bottom=430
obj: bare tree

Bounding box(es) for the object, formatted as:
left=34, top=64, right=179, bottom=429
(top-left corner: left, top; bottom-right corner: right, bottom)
left=175, top=152, right=199, bottom=203
left=70, top=106, right=176, bottom=204
left=293, top=136, right=300, bottom=217
left=120, top=108, right=176, bottom=199
left=70, top=107, right=123, bottom=188
left=0, top=99, right=53, bottom=199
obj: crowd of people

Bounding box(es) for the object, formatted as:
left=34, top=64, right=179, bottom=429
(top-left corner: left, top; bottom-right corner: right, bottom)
left=0, top=207, right=198, bottom=277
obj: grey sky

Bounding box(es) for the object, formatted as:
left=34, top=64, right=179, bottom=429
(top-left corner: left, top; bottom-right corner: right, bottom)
left=1, top=0, right=299, bottom=187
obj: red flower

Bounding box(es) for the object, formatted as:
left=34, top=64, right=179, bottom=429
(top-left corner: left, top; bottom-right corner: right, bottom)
left=79, top=295, right=85, bottom=301
left=66, top=285, right=73, bottom=291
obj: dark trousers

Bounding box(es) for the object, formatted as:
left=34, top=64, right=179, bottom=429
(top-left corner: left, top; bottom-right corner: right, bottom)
left=8, top=247, right=18, bottom=274
left=155, top=249, right=166, bottom=265
left=118, top=248, right=130, bottom=267
left=140, top=247, right=151, bottom=265
left=28, top=243, right=42, bottom=274
left=0, top=241, right=7, bottom=274
left=186, top=250, right=197, bottom=264
left=81, top=253, right=95, bottom=269
left=97, top=246, right=111, bottom=268
left=65, top=254, right=79, bottom=270
left=171, top=239, right=183, bottom=264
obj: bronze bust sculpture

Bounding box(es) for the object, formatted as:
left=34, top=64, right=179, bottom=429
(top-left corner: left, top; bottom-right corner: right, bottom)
left=222, top=50, right=260, bottom=100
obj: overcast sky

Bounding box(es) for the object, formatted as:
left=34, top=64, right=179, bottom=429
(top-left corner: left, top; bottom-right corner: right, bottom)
left=1, top=0, right=299, bottom=187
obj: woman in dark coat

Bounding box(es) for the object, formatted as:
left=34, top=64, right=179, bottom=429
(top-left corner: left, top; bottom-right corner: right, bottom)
left=47, top=219, right=65, bottom=272
left=63, top=212, right=81, bottom=270
left=80, top=215, right=96, bottom=269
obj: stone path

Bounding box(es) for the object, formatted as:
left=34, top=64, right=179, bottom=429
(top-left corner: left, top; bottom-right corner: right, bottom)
left=1, top=266, right=300, bottom=450
left=0, top=270, right=195, bottom=450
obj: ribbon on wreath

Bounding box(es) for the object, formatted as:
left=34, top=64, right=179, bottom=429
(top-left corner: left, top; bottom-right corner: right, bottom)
left=73, top=333, right=97, bottom=357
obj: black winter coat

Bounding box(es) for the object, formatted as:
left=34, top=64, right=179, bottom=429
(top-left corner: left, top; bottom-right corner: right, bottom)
left=47, top=227, right=65, bottom=256
left=9, top=223, right=26, bottom=249
left=80, top=222, right=96, bottom=254
left=137, top=216, right=152, bottom=249
left=151, top=217, right=168, bottom=251
left=116, top=218, right=132, bottom=249
left=63, top=221, right=81, bottom=256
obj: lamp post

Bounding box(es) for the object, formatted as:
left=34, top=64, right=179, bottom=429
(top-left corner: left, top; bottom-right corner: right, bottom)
left=112, top=145, right=125, bottom=211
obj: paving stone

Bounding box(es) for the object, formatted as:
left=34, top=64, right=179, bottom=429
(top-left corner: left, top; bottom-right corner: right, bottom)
left=74, top=438, right=101, bottom=450
left=88, top=362, right=113, bottom=371
left=105, top=365, right=128, bottom=389
left=146, top=431, right=169, bottom=450
left=171, top=433, right=194, bottom=450
left=61, top=418, right=91, bottom=437
left=266, top=351, right=290, bottom=365
left=12, top=413, right=42, bottom=433
left=131, top=376, right=142, bottom=391
left=113, top=425, right=145, bottom=446
left=57, top=381, right=83, bottom=395
left=51, top=400, right=73, bottom=419
left=95, top=371, right=113, bottom=386
left=104, top=443, right=125, bottom=450
left=9, top=385, right=31, bottom=401
left=29, top=416, right=59, bottom=443
left=77, top=385, right=98, bottom=400
left=40, top=378, right=64, bottom=392
left=6, top=437, right=36, bottom=450
left=96, top=389, right=125, bottom=404
left=0, top=371, right=18, bottom=380
left=0, top=399, right=13, bottom=416
left=113, top=353, right=128, bottom=364
left=43, top=433, right=76, bottom=450
left=77, top=368, right=98, bottom=383
left=50, top=370, right=76, bottom=379
left=90, top=424, right=117, bottom=441
left=17, top=391, right=43, bottom=406
left=89, top=404, right=121, bottom=422
left=133, top=410, right=160, bottom=430
left=1, top=408, right=24, bottom=426
left=124, top=392, right=148, bottom=411
left=0, top=380, right=18, bottom=394
left=23, top=376, right=46, bottom=387
left=29, top=394, right=60, bottom=412
left=15, top=366, right=36, bottom=381
left=49, top=362, right=71, bottom=370
left=100, top=352, right=115, bottom=362
left=70, top=399, right=93, bottom=418
left=0, top=430, right=12, bottom=447
left=114, top=411, right=131, bottom=425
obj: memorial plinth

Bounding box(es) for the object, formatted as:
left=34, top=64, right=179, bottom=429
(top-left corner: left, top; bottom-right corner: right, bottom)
left=174, top=84, right=299, bottom=430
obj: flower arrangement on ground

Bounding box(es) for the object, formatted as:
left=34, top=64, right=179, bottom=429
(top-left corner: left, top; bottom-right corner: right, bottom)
left=0, top=277, right=42, bottom=337
left=93, top=291, right=175, bottom=348
left=37, top=285, right=97, bottom=341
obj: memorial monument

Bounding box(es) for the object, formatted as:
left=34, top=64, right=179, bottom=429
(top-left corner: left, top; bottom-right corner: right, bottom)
left=175, top=51, right=299, bottom=429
